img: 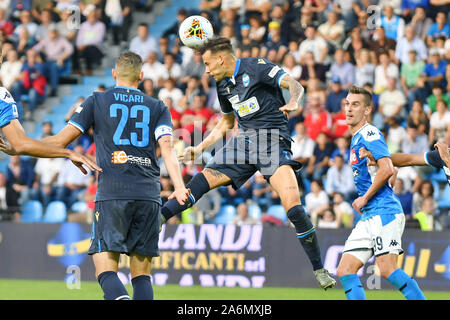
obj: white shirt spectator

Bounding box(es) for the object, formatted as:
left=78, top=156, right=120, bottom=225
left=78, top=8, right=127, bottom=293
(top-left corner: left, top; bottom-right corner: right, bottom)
left=397, top=166, right=418, bottom=191
left=325, top=164, right=356, bottom=197
left=430, top=111, right=450, bottom=142
left=374, top=63, right=399, bottom=93
left=129, top=34, right=158, bottom=61
left=57, top=159, right=91, bottom=187
left=158, top=87, right=184, bottom=108
left=395, top=37, right=427, bottom=64
left=379, top=89, right=406, bottom=117
left=298, top=36, right=328, bottom=64
left=34, top=158, right=65, bottom=186
left=142, top=60, right=166, bottom=84
left=0, top=59, right=22, bottom=90
left=291, top=134, right=315, bottom=160
left=305, top=190, right=329, bottom=214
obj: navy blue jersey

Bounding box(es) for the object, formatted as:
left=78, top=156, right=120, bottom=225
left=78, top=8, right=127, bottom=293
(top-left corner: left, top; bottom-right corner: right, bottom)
left=69, top=86, right=173, bottom=203
left=425, top=149, right=450, bottom=186
left=216, top=58, right=290, bottom=139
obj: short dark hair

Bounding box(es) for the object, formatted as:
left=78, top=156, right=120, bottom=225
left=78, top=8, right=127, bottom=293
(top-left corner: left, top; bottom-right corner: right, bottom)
left=138, top=23, right=148, bottom=28
left=349, top=85, right=373, bottom=106
left=197, top=36, right=233, bottom=55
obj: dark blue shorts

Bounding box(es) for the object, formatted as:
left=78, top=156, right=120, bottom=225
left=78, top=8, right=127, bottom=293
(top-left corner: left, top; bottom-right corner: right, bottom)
left=206, top=133, right=302, bottom=189
left=88, top=200, right=161, bottom=257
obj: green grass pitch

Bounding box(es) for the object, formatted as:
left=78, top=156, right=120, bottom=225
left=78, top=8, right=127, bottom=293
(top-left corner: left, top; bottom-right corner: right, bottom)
left=0, top=279, right=449, bottom=300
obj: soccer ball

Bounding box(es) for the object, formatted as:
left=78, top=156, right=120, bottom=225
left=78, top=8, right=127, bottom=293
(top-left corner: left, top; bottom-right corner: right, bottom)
left=178, top=15, right=214, bottom=49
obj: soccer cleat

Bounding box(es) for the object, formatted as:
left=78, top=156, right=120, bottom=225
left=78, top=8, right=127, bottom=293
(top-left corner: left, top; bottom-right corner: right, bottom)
left=313, top=268, right=337, bottom=290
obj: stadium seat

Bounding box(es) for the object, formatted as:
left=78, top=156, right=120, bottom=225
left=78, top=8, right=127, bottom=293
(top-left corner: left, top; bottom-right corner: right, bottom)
left=248, top=204, right=262, bottom=220
left=438, top=185, right=450, bottom=209
left=71, top=201, right=88, bottom=213
left=21, top=201, right=43, bottom=223
left=42, top=201, right=67, bottom=223
left=214, top=205, right=236, bottom=225
left=267, top=205, right=288, bottom=224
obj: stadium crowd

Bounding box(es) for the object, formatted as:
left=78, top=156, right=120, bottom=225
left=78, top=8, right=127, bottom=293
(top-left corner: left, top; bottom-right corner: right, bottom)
left=0, top=0, right=449, bottom=231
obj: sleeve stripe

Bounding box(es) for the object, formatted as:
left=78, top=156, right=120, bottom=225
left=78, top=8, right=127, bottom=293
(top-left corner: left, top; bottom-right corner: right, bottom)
left=155, top=125, right=173, bottom=140
left=68, top=120, right=85, bottom=133
left=156, top=133, right=172, bottom=141
left=424, top=152, right=430, bottom=165
left=277, top=72, right=287, bottom=87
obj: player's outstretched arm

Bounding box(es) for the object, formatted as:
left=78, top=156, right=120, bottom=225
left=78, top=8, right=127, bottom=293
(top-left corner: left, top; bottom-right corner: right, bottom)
left=352, top=157, right=395, bottom=214
left=359, top=147, right=427, bottom=167
left=179, top=112, right=235, bottom=163
left=0, top=120, right=102, bottom=174
left=434, top=141, right=450, bottom=168
left=279, top=74, right=305, bottom=116
left=159, top=135, right=190, bottom=205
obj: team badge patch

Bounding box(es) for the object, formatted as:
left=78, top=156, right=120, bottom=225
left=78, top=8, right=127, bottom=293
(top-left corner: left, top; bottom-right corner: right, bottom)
left=242, top=74, right=250, bottom=87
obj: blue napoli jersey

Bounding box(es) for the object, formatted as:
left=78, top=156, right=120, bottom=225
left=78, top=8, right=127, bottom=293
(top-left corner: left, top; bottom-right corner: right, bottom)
left=69, top=86, right=173, bottom=203
left=216, top=57, right=290, bottom=139
left=0, top=87, right=19, bottom=128
left=349, top=123, right=403, bottom=219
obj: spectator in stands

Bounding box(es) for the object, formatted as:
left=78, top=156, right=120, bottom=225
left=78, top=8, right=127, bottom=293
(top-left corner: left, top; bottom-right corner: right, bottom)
left=325, top=154, right=356, bottom=201
left=299, top=51, right=327, bottom=86
left=10, top=49, right=47, bottom=119
left=54, top=145, right=91, bottom=207
left=31, top=156, right=64, bottom=207
left=355, top=8, right=373, bottom=41
left=6, top=155, right=34, bottom=206
left=330, top=136, right=350, bottom=163
left=0, top=49, right=22, bottom=91
left=260, top=21, right=287, bottom=63
left=162, top=52, right=182, bottom=82
left=374, top=77, right=407, bottom=128
left=306, top=132, right=335, bottom=181
left=423, top=48, right=447, bottom=92
left=342, top=27, right=369, bottom=65
left=76, top=6, right=106, bottom=75
left=10, top=0, right=32, bottom=24
left=291, top=121, right=315, bottom=167
left=181, top=93, right=213, bottom=136
left=413, top=180, right=437, bottom=216
left=0, top=8, right=14, bottom=38
left=379, top=4, right=405, bottom=41
left=332, top=192, right=354, bottom=228
left=410, top=6, right=433, bottom=41
left=158, top=78, right=184, bottom=109
left=317, top=209, right=339, bottom=229
left=317, top=11, right=345, bottom=54
left=180, top=51, right=206, bottom=85
left=298, top=24, right=328, bottom=65
left=305, top=77, right=326, bottom=107
left=235, top=24, right=260, bottom=58
left=426, top=11, right=450, bottom=46
left=140, top=78, right=158, bottom=99
left=331, top=99, right=351, bottom=139
left=305, top=179, right=330, bottom=226
left=395, top=25, right=428, bottom=65
left=386, top=117, right=407, bottom=153
left=178, top=76, right=203, bottom=108
left=129, top=23, right=157, bottom=62
left=401, top=121, right=429, bottom=155
left=32, top=24, right=73, bottom=96
left=429, top=98, right=450, bottom=146
left=100, top=0, right=133, bottom=46
left=329, top=49, right=355, bottom=90
left=426, top=83, right=450, bottom=114
left=400, top=49, right=426, bottom=109
left=56, top=8, right=79, bottom=75
left=369, top=27, right=396, bottom=65
left=35, top=8, right=53, bottom=42
left=394, top=177, right=414, bottom=219
left=325, top=76, right=348, bottom=115
left=142, top=51, right=166, bottom=88
left=15, top=25, right=35, bottom=59
left=414, top=197, right=437, bottom=231
left=281, top=53, right=302, bottom=82
left=407, top=100, right=429, bottom=135
left=194, top=186, right=222, bottom=223
left=304, top=96, right=332, bottom=141
left=374, top=51, right=399, bottom=94
left=0, top=172, right=20, bottom=222
left=40, top=121, right=53, bottom=139
left=162, top=7, right=188, bottom=40
left=232, top=202, right=260, bottom=226
left=248, top=12, right=266, bottom=44
left=252, top=172, right=272, bottom=213
left=354, top=48, right=375, bottom=87
left=12, top=10, right=38, bottom=44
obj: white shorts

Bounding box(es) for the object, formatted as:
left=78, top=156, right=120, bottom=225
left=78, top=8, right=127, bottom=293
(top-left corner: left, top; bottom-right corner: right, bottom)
left=343, top=213, right=405, bottom=264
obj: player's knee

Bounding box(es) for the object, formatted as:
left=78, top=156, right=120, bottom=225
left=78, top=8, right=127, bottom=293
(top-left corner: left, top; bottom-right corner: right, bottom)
left=377, top=264, right=397, bottom=279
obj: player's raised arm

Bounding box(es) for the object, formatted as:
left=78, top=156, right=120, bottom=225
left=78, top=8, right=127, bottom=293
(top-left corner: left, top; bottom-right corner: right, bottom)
left=158, top=135, right=190, bottom=205
left=179, top=112, right=235, bottom=163
left=279, top=74, right=305, bottom=116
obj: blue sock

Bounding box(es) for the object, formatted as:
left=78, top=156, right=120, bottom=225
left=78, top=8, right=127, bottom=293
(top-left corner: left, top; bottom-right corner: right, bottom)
left=387, top=268, right=426, bottom=300
left=287, top=205, right=323, bottom=271
left=97, top=271, right=130, bottom=300
left=161, top=172, right=210, bottom=221
left=131, top=275, right=154, bottom=300
left=339, top=274, right=366, bottom=300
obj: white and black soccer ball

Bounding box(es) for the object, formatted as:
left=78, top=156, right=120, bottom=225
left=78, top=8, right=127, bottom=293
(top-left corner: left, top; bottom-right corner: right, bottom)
left=178, top=15, right=214, bottom=49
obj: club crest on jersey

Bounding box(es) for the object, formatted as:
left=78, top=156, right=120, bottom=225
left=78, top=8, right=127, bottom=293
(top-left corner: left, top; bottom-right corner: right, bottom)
left=242, top=74, right=250, bottom=87
left=350, top=148, right=358, bottom=165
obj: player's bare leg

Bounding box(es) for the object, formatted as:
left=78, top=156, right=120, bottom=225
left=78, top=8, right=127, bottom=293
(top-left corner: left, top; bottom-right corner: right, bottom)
left=161, top=168, right=232, bottom=225
left=93, top=251, right=130, bottom=300
left=269, top=165, right=336, bottom=290
left=130, top=253, right=154, bottom=300
left=336, top=253, right=366, bottom=300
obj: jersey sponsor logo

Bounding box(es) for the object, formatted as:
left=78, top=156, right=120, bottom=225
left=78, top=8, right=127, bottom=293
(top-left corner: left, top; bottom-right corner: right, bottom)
left=350, top=148, right=358, bottom=165
left=111, top=150, right=152, bottom=167
left=12, top=104, right=18, bottom=118
left=361, top=126, right=381, bottom=142
left=353, top=169, right=359, bottom=177
left=242, top=73, right=250, bottom=87
left=268, top=66, right=280, bottom=78
left=228, top=95, right=239, bottom=105
left=257, top=59, right=266, bottom=64
left=233, top=96, right=260, bottom=117
left=75, top=106, right=83, bottom=113
left=389, top=239, right=399, bottom=247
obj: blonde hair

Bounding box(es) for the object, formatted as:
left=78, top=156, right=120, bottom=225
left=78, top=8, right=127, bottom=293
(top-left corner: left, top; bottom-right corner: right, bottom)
left=115, top=52, right=142, bottom=82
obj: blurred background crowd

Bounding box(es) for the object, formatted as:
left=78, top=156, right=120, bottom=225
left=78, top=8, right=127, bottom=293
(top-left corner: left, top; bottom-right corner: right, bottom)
left=0, top=0, right=449, bottom=232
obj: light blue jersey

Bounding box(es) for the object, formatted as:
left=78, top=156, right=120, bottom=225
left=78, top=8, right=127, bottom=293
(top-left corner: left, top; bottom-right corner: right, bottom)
left=0, top=87, right=19, bottom=127
left=349, top=123, right=403, bottom=221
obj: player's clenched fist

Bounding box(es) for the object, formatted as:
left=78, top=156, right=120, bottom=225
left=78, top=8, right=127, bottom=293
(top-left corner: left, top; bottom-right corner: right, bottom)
left=178, top=146, right=202, bottom=163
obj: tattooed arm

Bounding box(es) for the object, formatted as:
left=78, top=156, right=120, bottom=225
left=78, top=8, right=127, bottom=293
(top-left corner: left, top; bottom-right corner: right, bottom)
left=279, top=74, right=305, bottom=116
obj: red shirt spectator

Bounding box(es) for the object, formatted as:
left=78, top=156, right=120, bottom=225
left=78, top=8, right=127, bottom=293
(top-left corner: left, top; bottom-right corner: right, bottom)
left=304, top=100, right=332, bottom=140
